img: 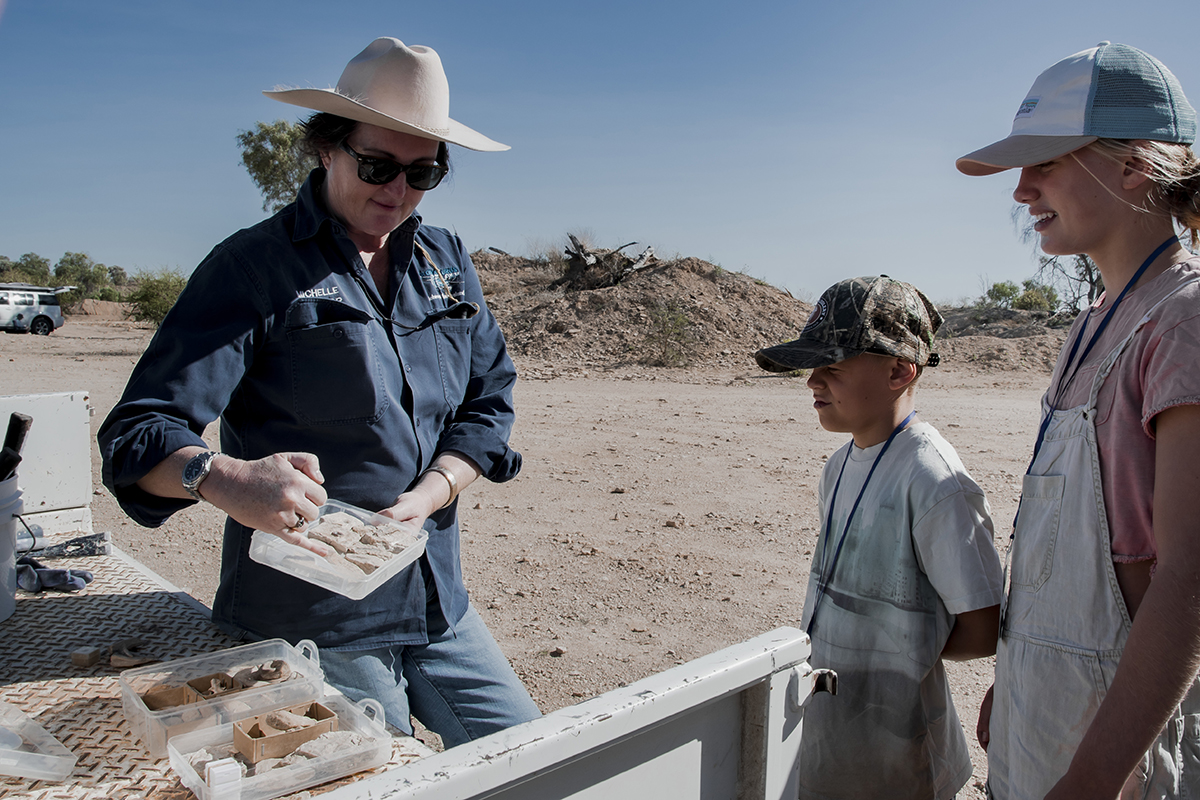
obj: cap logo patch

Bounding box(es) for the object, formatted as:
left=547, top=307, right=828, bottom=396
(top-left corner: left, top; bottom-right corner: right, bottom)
left=1015, top=97, right=1040, bottom=119
left=802, top=298, right=828, bottom=334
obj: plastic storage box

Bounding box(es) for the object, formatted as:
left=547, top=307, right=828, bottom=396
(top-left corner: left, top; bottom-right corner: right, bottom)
left=249, top=500, right=427, bottom=600
left=0, top=699, right=77, bottom=781
left=119, top=639, right=324, bottom=758
left=168, top=695, right=389, bottom=800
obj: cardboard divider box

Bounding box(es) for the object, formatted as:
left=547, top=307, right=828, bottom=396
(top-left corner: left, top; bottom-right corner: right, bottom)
left=141, top=684, right=203, bottom=712
left=141, top=672, right=246, bottom=714
left=233, top=702, right=338, bottom=763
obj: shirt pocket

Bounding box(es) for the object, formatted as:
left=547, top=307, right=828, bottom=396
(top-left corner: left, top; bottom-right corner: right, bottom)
left=287, top=302, right=388, bottom=425
left=432, top=319, right=473, bottom=410
left=1010, top=473, right=1066, bottom=591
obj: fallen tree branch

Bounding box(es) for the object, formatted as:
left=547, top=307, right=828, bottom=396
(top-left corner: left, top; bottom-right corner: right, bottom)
left=552, top=239, right=658, bottom=291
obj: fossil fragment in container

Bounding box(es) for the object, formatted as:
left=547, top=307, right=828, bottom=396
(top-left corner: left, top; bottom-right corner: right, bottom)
left=119, top=639, right=323, bottom=757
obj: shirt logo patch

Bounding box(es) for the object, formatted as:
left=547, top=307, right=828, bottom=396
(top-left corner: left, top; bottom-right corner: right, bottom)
left=421, top=264, right=463, bottom=303
left=297, top=286, right=342, bottom=300
left=1015, top=97, right=1039, bottom=119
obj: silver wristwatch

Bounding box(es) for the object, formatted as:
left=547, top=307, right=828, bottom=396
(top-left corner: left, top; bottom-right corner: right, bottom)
left=182, top=451, right=218, bottom=501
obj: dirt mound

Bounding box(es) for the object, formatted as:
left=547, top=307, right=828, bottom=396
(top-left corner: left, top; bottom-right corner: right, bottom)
left=475, top=251, right=812, bottom=373
left=935, top=333, right=1067, bottom=372
left=939, top=306, right=1076, bottom=339
left=71, top=299, right=130, bottom=319
left=474, top=250, right=1069, bottom=374
left=935, top=306, right=1072, bottom=372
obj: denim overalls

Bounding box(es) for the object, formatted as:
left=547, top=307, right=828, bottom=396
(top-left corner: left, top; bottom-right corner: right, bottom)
left=988, top=279, right=1200, bottom=799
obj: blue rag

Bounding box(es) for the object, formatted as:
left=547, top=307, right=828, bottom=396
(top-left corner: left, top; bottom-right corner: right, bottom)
left=15, top=556, right=94, bottom=592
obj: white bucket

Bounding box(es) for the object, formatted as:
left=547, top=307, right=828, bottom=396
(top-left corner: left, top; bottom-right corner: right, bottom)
left=0, top=475, right=22, bottom=623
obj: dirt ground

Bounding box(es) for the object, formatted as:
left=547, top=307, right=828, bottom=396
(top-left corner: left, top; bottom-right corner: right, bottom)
left=1, top=318, right=1055, bottom=798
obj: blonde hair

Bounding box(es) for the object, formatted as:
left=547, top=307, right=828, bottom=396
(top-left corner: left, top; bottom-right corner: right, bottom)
left=1087, top=139, right=1200, bottom=247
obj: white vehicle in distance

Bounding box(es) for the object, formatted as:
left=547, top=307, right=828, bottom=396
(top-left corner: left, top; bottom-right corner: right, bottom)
left=0, top=283, right=74, bottom=335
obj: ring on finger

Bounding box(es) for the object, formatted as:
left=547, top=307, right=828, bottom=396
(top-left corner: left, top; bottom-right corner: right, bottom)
left=287, top=517, right=307, bottom=533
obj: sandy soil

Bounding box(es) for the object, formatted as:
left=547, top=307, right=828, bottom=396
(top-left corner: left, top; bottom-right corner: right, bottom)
left=2, top=318, right=1053, bottom=798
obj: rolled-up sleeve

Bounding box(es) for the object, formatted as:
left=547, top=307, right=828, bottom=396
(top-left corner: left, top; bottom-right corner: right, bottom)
left=98, top=244, right=267, bottom=527
left=435, top=235, right=521, bottom=483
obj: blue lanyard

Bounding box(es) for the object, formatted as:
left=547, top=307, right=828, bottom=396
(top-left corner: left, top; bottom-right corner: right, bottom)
left=807, top=410, right=916, bottom=636
left=1011, top=235, right=1179, bottom=536
left=1026, top=235, right=1178, bottom=473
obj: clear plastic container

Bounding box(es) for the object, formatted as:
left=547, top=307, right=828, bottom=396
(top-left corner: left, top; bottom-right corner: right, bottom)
left=249, top=500, right=427, bottom=600
left=119, top=639, right=324, bottom=758
left=0, top=699, right=77, bottom=781
left=167, top=695, right=389, bottom=800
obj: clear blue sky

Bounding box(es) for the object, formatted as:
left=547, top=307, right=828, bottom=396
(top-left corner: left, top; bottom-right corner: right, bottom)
left=2, top=0, right=1197, bottom=303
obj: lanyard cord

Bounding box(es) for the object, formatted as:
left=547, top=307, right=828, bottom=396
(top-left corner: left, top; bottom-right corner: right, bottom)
left=1026, top=234, right=1179, bottom=472
left=807, top=410, right=917, bottom=636
left=414, top=241, right=461, bottom=304
left=1011, top=235, right=1179, bottom=534
left=347, top=239, right=475, bottom=331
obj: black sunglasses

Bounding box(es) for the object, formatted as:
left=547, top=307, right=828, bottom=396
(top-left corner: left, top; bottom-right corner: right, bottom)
left=338, top=141, right=447, bottom=190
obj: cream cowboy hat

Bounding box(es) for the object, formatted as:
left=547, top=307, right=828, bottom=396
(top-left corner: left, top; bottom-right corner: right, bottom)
left=264, top=37, right=508, bottom=152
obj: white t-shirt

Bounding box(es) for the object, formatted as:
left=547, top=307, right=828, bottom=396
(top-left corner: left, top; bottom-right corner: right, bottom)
left=798, top=422, right=1003, bottom=800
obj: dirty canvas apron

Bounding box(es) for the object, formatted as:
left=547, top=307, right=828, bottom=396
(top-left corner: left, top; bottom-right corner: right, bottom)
left=988, top=279, right=1200, bottom=800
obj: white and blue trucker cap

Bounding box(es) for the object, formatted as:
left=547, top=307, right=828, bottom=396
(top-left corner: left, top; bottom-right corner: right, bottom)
left=957, top=42, right=1196, bottom=176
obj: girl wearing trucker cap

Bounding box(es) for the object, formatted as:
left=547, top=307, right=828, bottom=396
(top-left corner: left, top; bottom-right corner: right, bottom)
left=958, top=43, right=1200, bottom=798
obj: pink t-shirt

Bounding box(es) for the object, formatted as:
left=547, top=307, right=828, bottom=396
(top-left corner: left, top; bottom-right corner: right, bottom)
left=1045, top=257, right=1200, bottom=562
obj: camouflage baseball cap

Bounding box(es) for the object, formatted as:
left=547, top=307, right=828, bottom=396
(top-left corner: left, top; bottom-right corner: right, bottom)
left=755, top=276, right=942, bottom=372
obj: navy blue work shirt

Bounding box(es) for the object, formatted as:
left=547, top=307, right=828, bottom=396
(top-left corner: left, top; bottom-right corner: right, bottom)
left=98, top=168, right=521, bottom=649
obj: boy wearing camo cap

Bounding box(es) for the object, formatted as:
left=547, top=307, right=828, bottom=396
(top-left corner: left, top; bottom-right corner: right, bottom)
left=756, top=276, right=1002, bottom=799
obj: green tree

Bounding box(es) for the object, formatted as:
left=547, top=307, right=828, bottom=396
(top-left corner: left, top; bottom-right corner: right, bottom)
left=0, top=253, right=53, bottom=285
left=126, top=268, right=187, bottom=325
left=54, top=252, right=113, bottom=306
left=1012, top=279, right=1058, bottom=312
left=108, top=265, right=130, bottom=286
left=984, top=280, right=1020, bottom=308
left=236, top=120, right=316, bottom=213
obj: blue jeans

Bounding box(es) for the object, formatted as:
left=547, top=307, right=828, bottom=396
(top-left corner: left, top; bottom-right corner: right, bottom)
left=320, top=603, right=541, bottom=748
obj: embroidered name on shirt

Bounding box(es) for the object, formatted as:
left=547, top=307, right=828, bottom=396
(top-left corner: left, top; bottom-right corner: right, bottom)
left=297, top=287, right=343, bottom=300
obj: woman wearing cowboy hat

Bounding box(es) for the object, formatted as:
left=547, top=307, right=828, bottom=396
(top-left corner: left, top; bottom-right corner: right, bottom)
left=99, top=38, right=540, bottom=745
left=958, top=43, right=1200, bottom=798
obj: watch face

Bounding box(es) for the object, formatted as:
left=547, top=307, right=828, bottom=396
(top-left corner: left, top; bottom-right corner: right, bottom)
left=184, top=452, right=212, bottom=486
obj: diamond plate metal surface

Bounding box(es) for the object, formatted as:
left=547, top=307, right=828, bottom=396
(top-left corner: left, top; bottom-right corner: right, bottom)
left=0, top=552, right=432, bottom=799
left=0, top=552, right=234, bottom=798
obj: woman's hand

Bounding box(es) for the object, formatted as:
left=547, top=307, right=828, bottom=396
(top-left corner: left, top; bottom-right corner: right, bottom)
left=137, top=447, right=330, bottom=554
left=204, top=453, right=329, bottom=552
left=379, top=486, right=439, bottom=531
left=378, top=452, right=484, bottom=531
left=977, top=684, right=993, bottom=751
